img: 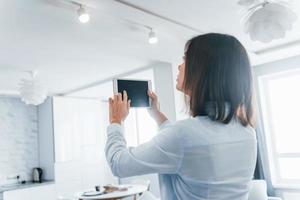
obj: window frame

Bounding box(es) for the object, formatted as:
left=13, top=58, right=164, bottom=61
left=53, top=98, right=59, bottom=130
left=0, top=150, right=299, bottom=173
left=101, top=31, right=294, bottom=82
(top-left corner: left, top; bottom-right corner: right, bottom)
left=256, top=67, right=300, bottom=188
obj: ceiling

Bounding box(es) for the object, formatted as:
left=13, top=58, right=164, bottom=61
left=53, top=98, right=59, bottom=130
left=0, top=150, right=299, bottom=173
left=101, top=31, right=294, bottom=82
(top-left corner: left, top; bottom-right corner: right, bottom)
left=0, top=0, right=300, bottom=95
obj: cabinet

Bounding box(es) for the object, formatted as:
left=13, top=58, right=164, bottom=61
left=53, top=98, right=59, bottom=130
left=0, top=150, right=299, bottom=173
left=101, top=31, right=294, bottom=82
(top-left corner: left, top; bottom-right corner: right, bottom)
left=52, top=97, right=117, bottom=199
left=3, top=184, right=56, bottom=200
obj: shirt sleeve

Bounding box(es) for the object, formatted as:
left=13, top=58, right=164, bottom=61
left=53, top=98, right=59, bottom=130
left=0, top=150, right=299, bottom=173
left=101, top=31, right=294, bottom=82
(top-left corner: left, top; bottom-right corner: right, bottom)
left=159, top=120, right=172, bottom=130
left=105, top=122, right=183, bottom=178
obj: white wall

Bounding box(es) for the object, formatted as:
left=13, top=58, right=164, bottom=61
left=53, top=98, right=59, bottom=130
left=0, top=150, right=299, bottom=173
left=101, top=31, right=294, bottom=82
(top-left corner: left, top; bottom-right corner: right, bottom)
left=38, top=98, right=55, bottom=181
left=153, top=62, right=177, bottom=122
left=0, top=97, right=39, bottom=185
left=171, top=62, right=189, bottom=120
left=254, top=54, right=300, bottom=76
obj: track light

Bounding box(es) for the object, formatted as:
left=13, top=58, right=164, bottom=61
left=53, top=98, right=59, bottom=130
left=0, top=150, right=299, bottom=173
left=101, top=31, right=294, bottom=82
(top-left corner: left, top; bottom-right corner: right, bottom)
left=148, top=29, right=158, bottom=44
left=77, top=5, right=90, bottom=23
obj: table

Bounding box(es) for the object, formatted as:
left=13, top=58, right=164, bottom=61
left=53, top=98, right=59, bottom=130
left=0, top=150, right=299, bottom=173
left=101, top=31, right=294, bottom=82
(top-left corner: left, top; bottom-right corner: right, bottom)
left=75, top=184, right=148, bottom=200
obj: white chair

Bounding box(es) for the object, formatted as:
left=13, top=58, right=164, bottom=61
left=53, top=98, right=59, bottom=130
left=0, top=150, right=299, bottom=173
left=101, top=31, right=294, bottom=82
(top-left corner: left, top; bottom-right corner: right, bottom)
left=248, top=180, right=282, bottom=200
left=138, top=179, right=282, bottom=200
left=57, top=196, right=75, bottom=200
left=137, top=191, right=159, bottom=200
left=130, top=179, right=151, bottom=200
left=130, top=179, right=151, bottom=191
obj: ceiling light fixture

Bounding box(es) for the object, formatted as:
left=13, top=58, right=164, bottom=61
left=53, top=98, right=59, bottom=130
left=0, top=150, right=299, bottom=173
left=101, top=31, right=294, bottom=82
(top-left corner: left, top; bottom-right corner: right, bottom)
left=148, top=28, right=158, bottom=44
left=19, top=71, right=47, bottom=106
left=77, top=4, right=90, bottom=23
left=238, top=0, right=297, bottom=43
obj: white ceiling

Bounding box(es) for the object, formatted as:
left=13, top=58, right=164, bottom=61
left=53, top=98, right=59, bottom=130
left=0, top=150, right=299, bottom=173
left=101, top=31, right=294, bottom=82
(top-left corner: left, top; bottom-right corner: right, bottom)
left=0, top=0, right=300, bottom=95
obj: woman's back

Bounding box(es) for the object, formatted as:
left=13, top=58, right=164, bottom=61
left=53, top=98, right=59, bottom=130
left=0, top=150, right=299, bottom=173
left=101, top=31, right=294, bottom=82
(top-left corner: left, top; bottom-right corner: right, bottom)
left=159, top=117, right=257, bottom=200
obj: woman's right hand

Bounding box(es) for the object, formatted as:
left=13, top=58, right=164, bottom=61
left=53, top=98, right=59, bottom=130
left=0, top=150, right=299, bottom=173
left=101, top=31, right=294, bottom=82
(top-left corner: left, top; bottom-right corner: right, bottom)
left=147, top=90, right=168, bottom=126
left=147, top=90, right=160, bottom=117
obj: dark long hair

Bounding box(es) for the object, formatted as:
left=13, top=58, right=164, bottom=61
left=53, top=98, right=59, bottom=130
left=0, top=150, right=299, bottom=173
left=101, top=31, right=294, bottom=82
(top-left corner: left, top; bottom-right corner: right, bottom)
left=183, top=33, right=254, bottom=127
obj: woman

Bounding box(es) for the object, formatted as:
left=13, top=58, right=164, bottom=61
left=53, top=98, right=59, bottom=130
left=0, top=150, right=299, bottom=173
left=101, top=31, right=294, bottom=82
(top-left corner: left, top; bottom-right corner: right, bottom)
left=106, top=33, right=257, bottom=200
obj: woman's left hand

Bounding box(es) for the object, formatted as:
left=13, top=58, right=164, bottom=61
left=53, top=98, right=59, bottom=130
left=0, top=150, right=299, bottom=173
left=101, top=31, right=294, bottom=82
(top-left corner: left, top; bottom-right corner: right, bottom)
left=109, top=90, right=131, bottom=124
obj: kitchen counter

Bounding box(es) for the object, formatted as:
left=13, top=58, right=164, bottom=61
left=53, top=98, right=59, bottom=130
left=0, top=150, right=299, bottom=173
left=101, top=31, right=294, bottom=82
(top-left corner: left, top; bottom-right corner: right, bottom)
left=0, top=181, right=54, bottom=193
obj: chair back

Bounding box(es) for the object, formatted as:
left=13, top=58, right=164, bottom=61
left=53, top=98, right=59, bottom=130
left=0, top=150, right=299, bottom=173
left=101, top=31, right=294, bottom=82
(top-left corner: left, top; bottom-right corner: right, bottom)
left=137, top=191, right=158, bottom=200
left=248, top=180, right=268, bottom=200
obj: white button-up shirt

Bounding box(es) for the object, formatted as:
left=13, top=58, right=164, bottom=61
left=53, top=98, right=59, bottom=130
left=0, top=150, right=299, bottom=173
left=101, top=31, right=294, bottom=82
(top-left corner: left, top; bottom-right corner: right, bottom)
left=105, top=116, right=257, bottom=200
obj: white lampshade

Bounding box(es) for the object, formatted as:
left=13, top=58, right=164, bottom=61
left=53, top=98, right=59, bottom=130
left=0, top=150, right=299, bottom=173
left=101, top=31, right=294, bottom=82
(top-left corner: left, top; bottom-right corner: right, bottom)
left=243, top=2, right=297, bottom=43
left=19, top=71, right=47, bottom=106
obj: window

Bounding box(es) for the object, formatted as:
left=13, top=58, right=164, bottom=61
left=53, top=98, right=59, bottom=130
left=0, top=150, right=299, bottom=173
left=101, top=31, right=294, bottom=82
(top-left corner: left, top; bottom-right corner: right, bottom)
left=258, top=69, right=300, bottom=186
left=123, top=108, right=157, bottom=146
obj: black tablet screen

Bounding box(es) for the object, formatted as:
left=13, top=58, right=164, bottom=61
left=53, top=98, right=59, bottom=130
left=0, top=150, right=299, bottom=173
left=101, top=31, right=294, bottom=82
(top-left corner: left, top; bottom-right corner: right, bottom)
left=117, top=80, right=149, bottom=107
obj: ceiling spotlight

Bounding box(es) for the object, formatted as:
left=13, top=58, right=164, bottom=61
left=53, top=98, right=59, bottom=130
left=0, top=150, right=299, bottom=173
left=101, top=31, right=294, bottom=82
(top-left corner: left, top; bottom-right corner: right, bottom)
left=77, top=5, right=90, bottom=23
left=148, top=29, right=158, bottom=44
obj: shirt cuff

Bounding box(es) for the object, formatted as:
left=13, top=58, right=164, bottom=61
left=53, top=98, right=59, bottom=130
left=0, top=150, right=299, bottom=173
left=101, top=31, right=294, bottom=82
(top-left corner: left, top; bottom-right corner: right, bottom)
left=107, top=123, right=124, bottom=135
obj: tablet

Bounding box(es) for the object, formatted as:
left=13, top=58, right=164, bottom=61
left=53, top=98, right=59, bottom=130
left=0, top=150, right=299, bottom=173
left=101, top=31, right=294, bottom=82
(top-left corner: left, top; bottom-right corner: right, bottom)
left=113, top=78, right=152, bottom=107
